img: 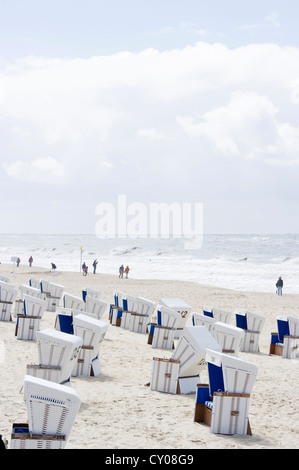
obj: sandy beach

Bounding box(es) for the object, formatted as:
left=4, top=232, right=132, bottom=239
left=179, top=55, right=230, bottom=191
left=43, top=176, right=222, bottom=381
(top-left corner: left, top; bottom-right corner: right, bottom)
left=0, top=263, right=298, bottom=450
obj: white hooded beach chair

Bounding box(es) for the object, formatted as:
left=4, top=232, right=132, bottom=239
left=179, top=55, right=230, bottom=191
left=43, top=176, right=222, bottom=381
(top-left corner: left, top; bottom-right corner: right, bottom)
left=194, top=349, right=258, bottom=435
left=150, top=305, right=181, bottom=350
left=119, top=295, right=155, bottom=331
left=0, top=281, right=18, bottom=321
left=85, top=296, right=107, bottom=320
left=15, top=294, right=47, bottom=340
left=151, top=326, right=221, bottom=395
left=192, top=312, right=216, bottom=333
left=159, top=298, right=191, bottom=337
left=63, top=293, right=85, bottom=311
left=128, top=297, right=156, bottom=334
left=29, top=278, right=41, bottom=289
left=20, top=284, right=45, bottom=301
left=72, top=313, right=108, bottom=377
left=202, top=305, right=231, bottom=324
left=235, top=309, right=265, bottom=353
left=27, top=328, right=83, bottom=385
left=11, top=375, right=81, bottom=449
left=212, top=322, right=245, bottom=356
left=119, top=294, right=139, bottom=329
left=270, top=315, right=299, bottom=359
left=82, top=287, right=101, bottom=301
left=55, top=307, right=74, bottom=334
left=110, top=291, right=127, bottom=326
left=44, top=281, right=64, bottom=312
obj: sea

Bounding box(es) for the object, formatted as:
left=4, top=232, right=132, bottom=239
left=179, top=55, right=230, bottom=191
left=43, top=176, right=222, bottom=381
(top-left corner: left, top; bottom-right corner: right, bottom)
left=0, top=233, right=299, bottom=294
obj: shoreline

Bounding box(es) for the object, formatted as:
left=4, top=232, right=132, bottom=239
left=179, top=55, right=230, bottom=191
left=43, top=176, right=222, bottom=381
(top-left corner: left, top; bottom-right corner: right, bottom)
left=0, top=264, right=298, bottom=449
left=1, top=263, right=297, bottom=298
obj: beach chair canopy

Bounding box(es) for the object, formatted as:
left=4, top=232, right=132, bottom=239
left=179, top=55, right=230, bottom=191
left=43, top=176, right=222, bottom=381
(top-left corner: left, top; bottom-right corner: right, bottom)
left=171, top=326, right=221, bottom=377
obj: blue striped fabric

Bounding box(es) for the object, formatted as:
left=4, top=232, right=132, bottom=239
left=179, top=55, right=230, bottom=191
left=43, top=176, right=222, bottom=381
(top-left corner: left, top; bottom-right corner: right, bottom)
left=205, top=401, right=213, bottom=409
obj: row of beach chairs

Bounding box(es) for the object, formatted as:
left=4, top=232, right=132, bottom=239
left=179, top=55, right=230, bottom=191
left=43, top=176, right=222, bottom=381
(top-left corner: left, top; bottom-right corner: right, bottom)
left=1, top=280, right=108, bottom=448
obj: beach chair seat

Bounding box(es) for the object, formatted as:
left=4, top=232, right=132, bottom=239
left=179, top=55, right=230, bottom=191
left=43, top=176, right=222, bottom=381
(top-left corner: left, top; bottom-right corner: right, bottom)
left=72, top=314, right=108, bottom=376
left=235, top=309, right=265, bottom=353
left=192, top=312, right=216, bottom=333
left=27, top=328, right=83, bottom=384
left=82, top=287, right=101, bottom=301
left=85, top=296, right=107, bottom=320
left=212, top=322, right=245, bottom=355
left=194, top=349, right=258, bottom=435
left=63, top=293, right=85, bottom=311
left=15, top=295, right=47, bottom=340
left=0, top=281, right=18, bottom=321
left=270, top=316, right=299, bottom=359
left=159, top=298, right=191, bottom=337
left=11, top=375, right=81, bottom=449
left=55, top=308, right=74, bottom=334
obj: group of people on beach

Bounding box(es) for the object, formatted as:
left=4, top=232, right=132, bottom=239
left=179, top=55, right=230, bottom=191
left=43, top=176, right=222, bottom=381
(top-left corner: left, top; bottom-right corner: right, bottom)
left=81, top=259, right=98, bottom=276
left=119, top=264, right=130, bottom=279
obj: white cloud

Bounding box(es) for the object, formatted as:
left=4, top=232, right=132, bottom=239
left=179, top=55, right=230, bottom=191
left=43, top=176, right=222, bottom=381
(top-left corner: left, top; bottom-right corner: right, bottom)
left=138, top=128, right=166, bottom=140
left=1, top=41, right=299, bottom=197
left=3, top=157, right=64, bottom=182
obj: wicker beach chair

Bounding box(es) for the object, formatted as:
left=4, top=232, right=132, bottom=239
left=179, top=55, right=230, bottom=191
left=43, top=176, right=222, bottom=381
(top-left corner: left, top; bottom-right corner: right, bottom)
left=150, top=305, right=181, bottom=350
left=42, top=281, right=64, bottom=312
left=192, top=312, right=216, bottom=333
left=15, top=294, right=47, bottom=340
left=27, top=328, right=83, bottom=384
left=85, top=296, right=107, bottom=320
left=270, top=315, right=299, bottom=359
left=194, top=349, right=258, bottom=435
left=202, top=305, right=231, bottom=324
left=159, top=297, right=192, bottom=336
left=110, top=291, right=127, bottom=326
left=11, top=375, right=81, bottom=449
left=0, top=281, right=18, bottom=321
left=20, top=284, right=45, bottom=301
left=235, top=309, right=265, bottom=353
left=150, top=326, right=221, bottom=395
left=212, top=321, right=245, bottom=356
left=63, top=293, right=85, bottom=311
left=82, top=287, right=101, bottom=301
left=72, top=313, right=108, bottom=376
left=29, top=278, right=41, bottom=289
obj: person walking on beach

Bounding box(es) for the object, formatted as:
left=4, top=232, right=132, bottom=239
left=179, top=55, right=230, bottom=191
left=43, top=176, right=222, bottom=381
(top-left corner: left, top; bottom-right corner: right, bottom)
left=28, top=256, right=33, bottom=267
left=51, top=262, right=57, bottom=275
left=124, top=266, right=130, bottom=279
left=16, top=257, right=20, bottom=267
left=276, top=276, right=283, bottom=295
left=82, top=262, right=88, bottom=276
left=119, top=264, right=124, bottom=278
left=92, top=259, right=98, bottom=274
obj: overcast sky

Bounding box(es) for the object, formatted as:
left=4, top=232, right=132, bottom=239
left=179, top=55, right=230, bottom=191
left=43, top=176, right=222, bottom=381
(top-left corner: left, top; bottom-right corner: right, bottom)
left=0, top=0, right=299, bottom=234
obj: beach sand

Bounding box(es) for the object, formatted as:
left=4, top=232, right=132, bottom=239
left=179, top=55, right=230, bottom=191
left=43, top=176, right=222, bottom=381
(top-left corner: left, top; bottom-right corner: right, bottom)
left=0, top=263, right=298, bottom=450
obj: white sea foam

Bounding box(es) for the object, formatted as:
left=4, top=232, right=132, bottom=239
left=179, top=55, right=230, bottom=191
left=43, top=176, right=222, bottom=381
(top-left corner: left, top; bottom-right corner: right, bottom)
left=0, top=233, right=299, bottom=294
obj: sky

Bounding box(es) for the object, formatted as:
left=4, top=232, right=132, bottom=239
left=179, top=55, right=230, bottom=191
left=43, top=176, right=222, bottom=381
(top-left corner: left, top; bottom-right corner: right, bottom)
left=0, top=0, right=299, bottom=235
